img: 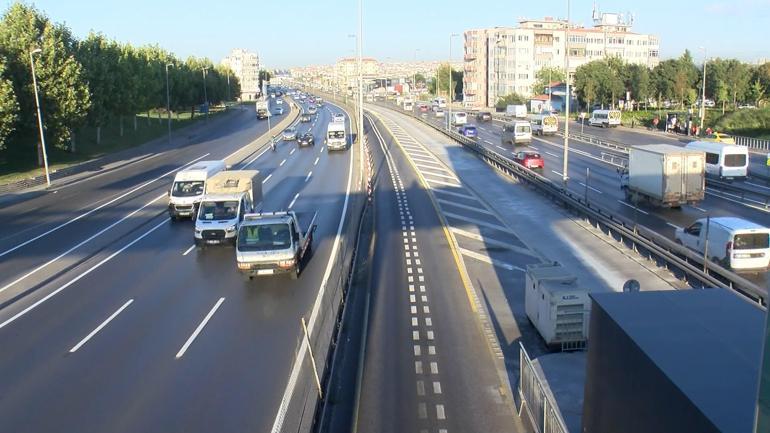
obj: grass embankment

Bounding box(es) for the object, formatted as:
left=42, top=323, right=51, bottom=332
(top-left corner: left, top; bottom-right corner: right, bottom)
left=0, top=105, right=230, bottom=186
left=618, top=107, right=770, bottom=139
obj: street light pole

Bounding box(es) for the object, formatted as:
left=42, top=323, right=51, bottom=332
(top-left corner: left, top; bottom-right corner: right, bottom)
left=29, top=48, right=50, bottom=187
left=562, top=0, right=571, bottom=185
left=358, top=0, right=364, bottom=150
left=202, top=66, right=209, bottom=121
left=165, top=63, right=173, bottom=144
left=699, top=47, right=707, bottom=135
left=413, top=48, right=420, bottom=96
left=449, top=33, right=459, bottom=131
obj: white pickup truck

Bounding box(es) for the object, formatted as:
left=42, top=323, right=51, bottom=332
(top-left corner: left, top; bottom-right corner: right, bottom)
left=236, top=211, right=317, bottom=279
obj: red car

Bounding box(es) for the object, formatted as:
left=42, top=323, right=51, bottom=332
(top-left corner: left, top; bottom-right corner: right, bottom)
left=418, top=104, right=429, bottom=112
left=513, top=151, right=544, bottom=170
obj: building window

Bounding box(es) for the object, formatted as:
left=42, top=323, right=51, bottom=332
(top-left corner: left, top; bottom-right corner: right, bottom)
left=649, top=49, right=659, bottom=57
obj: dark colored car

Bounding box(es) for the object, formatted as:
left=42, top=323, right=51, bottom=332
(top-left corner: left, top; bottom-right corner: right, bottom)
left=298, top=133, right=315, bottom=147
left=300, top=113, right=312, bottom=123
left=513, top=151, right=544, bottom=170
left=476, top=111, right=492, bottom=122
left=458, top=124, right=478, bottom=138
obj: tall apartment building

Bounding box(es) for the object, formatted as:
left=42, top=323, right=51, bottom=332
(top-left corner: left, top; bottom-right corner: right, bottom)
left=464, top=7, right=660, bottom=108
left=221, top=48, right=260, bottom=101
left=335, top=57, right=381, bottom=90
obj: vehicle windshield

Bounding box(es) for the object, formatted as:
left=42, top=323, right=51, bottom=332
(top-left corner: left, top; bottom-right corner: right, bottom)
left=198, top=200, right=239, bottom=221
left=285, top=127, right=296, bottom=134
left=724, top=153, right=747, bottom=167
left=237, top=223, right=292, bottom=251
left=328, top=131, right=345, bottom=139
left=172, top=180, right=204, bottom=197
left=733, top=233, right=770, bottom=250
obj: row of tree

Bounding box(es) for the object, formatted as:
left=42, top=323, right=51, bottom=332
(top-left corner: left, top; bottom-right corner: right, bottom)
left=0, top=3, right=240, bottom=164
left=571, top=51, right=769, bottom=112
left=428, top=64, right=463, bottom=100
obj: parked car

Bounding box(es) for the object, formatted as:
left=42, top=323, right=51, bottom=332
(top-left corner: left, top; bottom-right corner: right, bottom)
left=282, top=126, right=298, bottom=141
left=457, top=124, right=478, bottom=138
left=513, top=151, right=544, bottom=170
left=476, top=111, right=492, bottom=122
left=298, top=133, right=315, bottom=147
left=738, top=103, right=757, bottom=109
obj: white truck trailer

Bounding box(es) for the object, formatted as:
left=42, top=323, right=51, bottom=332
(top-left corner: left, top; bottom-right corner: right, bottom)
left=194, top=170, right=263, bottom=247
left=236, top=211, right=317, bottom=279
left=620, top=144, right=705, bottom=208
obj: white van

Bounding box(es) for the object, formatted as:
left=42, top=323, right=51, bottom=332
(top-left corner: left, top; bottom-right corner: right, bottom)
left=452, top=112, right=468, bottom=126
left=432, top=97, right=447, bottom=110
left=588, top=109, right=621, bottom=127
left=168, top=160, right=226, bottom=220
left=403, top=99, right=414, bottom=111
left=501, top=120, right=533, bottom=146
left=326, top=121, right=347, bottom=151
left=685, top=140, right=749, bottom=179
left=675, top=217, right=770, bottom=271
left=529, top=114, right=558, bottom=136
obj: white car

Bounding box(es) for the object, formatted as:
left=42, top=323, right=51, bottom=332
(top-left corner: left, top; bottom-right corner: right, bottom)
left=276, top=99, right=283, bottom=105
left=282, top=126, right=298, bottom=141
left=274, top=107, right=284, bottom=115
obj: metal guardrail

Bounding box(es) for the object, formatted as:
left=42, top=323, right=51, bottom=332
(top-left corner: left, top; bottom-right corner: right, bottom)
left=734, top=135, right=770, bottom=152
left=519, top=343, right=568, bottom=433
left=371, top=101, right=767, bottom=306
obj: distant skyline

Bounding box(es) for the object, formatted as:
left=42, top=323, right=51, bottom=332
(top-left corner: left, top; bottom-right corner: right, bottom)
left=9, top=0, right=770, bottom=67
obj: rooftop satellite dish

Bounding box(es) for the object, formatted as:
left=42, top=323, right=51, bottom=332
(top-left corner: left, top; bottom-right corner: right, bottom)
left=623, top=279, right=640, bottom=293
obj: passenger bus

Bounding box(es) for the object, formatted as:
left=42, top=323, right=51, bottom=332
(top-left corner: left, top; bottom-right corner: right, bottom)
left=685, top=140, right=749, bottom=179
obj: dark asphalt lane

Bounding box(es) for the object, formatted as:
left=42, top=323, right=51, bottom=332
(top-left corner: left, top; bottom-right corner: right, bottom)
left=0, top=99, right=357, bottom=432
left=355, top=112, right=516, bottom=432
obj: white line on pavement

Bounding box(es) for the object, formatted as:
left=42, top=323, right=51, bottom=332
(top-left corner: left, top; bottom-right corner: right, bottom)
left=578, top=182, right=603, bottom=194
left=175, top=297, right=225, bottom=359
left=458, top=247, right=525, bottom=272
left=746, top=182, right=770, bottom=191
left=436, top=198, right=493, bottom=214
left=182, top=245, right=196, bottom=256
left=290, top=148, right=296, bottom=155
left=692, top=205, right=707, bottom=213
left=69, top=299, right=133, bottom=353
left=314, top=157, right=319, bottom=166
left=442, top=211, right=514, bottom=233
left=0, top=192, right=167, bottom=295
left=0, top=218, right=169, bottom=330
left=545, top=151, right=559, bottom=158
left=666, top=222, right=681, bottom=229
left=288, top=193, right=299, bottom=209
left=305, top=171, right=312, bottom=182
left=617, top=200, right=650, bottom=215
left=243, top=148, right=269, bottom=167
left=0, top=154, right=209, bottom=259
left=551, top=170, right=564, bottom=177
left=263, top=174, right=273, bottom=184
left=280, top=159, right=287, bottom=167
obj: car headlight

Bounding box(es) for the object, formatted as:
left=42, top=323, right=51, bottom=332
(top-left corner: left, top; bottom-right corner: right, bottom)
left=278, top=259, right=296, bottom=268
left=237, top=262, right=252, bottom=270
left=194, top=228, right=202, bottom=234
left=226, top=225, right=237, bottom=232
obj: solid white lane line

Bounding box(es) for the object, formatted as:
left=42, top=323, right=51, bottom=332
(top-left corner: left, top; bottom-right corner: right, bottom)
left=314, top=157, right=320, bottom=166
left=244, top=148, right=269, bottom=167
left=182, top=244, right=196, bottom=256
left=0, top=192, right=167, bottom=295
left=746, top=181, right=770, bottom=191
left=431, top=188, right=475, bottom=200
left=551, top=170, right=564, bottom=177
left=0, top=154, right=209, bottom=258
left=496, top=145, right=505, bottom=151
left=290, top=148, right=296, bottom=155
left=280, top=159, right=287, bottom=166
left=69, top=299, right=133, bottom=353
left=545, top=151, right=559, bottom=157
left=617, top=200, right=650, bottom=215
left=442, top=211, right=513, bottom=233
left=529, top=145, right=539, bottom=150
left=458, top=247, right=525, bottom=271
left=0, top=218, right=169, bottom=330
left=424, top=177, right=461, bottom=187
left=578, top=182, right=603, bottom=194
left=305, top=171, right=312, bottom=182
left=263, top=174, right=273, bottom=184
left=175, top=297, right=225, bottom=359
left=419, top=170, right=459, bottom=181
left=288, top=193, right=300, bottom=209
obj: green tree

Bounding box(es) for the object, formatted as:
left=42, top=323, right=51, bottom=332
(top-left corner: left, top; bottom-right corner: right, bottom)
left=574, top=59, right=623, bottom=109
left=77, top=33, right=122, bottom=144
left=713, top=79, right=730, bottom=114
left=258, top=69, right=272, bottom=93
left=748, top=79, right=766, bottom=106
left=495, top=92, right=526, bottom=110
left=0, top=3, right=90, bottom=160
left=532, top=66, right=565, bottom=95
left=413, top=73, right=426, bottom=87
left=625, top=63, right=651, bottom=109
left=0, top=57, right=18, bottom=149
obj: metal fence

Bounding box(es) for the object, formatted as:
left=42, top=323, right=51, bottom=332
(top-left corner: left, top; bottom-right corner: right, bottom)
left=519, top=343, right=569, bottom=433
left=270, top=94, right=370, bottom=433
left=735, top=135, right=770, bottom=152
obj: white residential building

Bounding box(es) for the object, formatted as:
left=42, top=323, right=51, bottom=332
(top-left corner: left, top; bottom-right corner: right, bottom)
left=463, top=7, right=660, bottom=108
left=221, top=48, right=261, bottom=101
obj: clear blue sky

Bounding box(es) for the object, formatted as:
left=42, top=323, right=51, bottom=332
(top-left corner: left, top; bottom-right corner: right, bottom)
left=9, top=0, right=769, bottom=67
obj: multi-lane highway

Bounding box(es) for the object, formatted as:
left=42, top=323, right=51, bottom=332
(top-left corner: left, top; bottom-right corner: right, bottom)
left=0, top=97, right=358, bottom=432
left=392, top=103, right=769, bottom=290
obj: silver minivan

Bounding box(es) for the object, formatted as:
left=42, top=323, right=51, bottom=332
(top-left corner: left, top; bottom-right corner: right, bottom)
left=501, top=120, right=532, bottom=146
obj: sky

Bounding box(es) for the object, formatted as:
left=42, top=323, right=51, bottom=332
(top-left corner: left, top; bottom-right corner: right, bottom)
left=8, top=0, right=770, bottom=67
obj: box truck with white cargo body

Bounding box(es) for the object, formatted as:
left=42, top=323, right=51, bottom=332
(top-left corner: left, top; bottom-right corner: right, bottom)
left=325, top=121, right=347, bottom=151
left=168, top=160, right=226, bottom=220
left=194, top=170, right=263, bottom=247
left=236, top=211, right=318, bottom=279
left=256, top=99, right=270, bottom=120
left=620, top=144, right=705, bottom=208
left=506, top=104, right=527, bottom=119
left=524, top=262, right=590, bottom=351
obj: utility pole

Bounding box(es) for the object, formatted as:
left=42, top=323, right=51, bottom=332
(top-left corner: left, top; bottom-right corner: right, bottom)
left=202, top=66, right=209, bottom=122
left=562, top=0, right=571, bottom=185
left=358, top=0, right=364, bottom=150
left=165, top=63, right=173, bottom=144
left=449, top=33, right=460, bottom=130
left=29, top=48, right=50, bottom=187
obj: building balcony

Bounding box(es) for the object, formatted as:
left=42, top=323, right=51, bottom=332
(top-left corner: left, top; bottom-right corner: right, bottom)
left=464, top=55, right=477, bottom=61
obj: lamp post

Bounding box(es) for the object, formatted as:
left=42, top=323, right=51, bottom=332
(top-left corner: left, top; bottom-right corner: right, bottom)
left=165, top=63, right=173, bottom=144
left=347, top=34, right=357, bottom=106
left=699, top=47, right=707, bottom=136
left=202, top=66, right=209, bottom=121
left=29, top=48, right=50, bottom=187
left=357, top=0, right=363, bottom=150
left=413, top=48, right=420, bottom=96
left=562, top=0, right=571, bottom=185
left=448, top=33, right=460, bottom=130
